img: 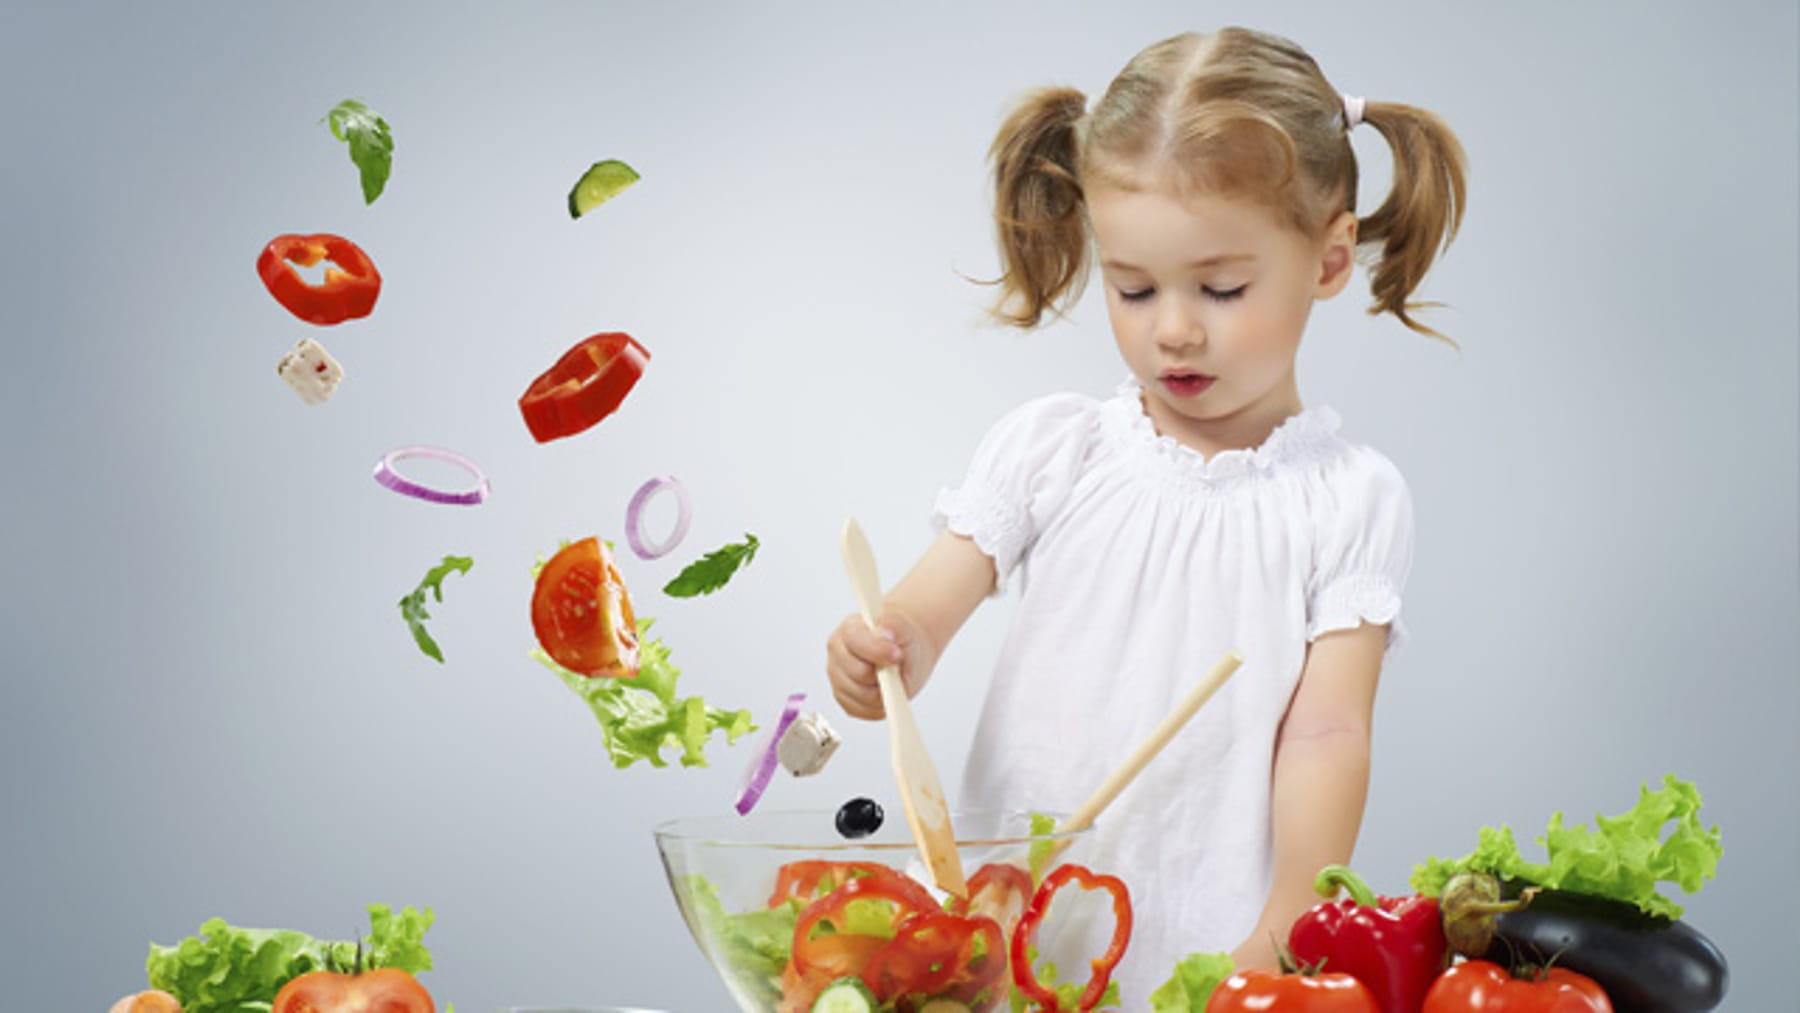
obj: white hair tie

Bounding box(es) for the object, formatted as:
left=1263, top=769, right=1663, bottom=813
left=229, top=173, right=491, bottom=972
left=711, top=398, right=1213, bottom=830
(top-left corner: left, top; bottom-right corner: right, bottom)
left=1341, top=93, right=1366, bottom=131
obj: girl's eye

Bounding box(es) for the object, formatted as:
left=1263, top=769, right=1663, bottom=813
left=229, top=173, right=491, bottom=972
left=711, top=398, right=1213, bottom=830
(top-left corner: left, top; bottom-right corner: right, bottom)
left=1118, top=287, right=1154, bottom=302
left=1203, top=285, right=1247, bottom=301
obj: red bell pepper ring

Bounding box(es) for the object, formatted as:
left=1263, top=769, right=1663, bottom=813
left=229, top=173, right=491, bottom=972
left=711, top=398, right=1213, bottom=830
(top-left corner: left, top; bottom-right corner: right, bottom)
left=766, top=860, right=891, bottom=908
left=789, top=865, right=939, bottom=982
left=1287, top=864, right=1449, bottom=1013
left=864, top=908, right=1005, bottom=1003
left=519, top=331, right=650, bottom=443
left=256, top=233, right=381, bottom=325
left=1009, top=863, right=1132, bottom=1013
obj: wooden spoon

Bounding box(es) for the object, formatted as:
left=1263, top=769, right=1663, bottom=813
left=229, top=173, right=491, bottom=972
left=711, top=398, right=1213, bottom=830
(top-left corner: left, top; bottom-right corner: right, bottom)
left=840, top=517, right=968, bottom=897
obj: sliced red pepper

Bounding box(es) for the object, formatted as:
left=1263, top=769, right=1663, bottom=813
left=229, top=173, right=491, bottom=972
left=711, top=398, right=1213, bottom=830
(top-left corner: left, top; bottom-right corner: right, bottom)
left=789, top=865, right=939, bottom=982
left=1009, top=863, right=1132, bottom=1013
left=256, top=233, right=381, bottom=325
left=1287, top=864, right=1449, bottom=1013
left=767, top=860, right=891, bottom=908
left=519, top=331, right=650, bottom=443
left=864, top=908, right=1005, bottom=1003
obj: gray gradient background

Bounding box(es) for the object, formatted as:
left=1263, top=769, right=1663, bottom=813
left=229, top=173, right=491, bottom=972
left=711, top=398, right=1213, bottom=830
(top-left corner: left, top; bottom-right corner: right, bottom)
left=3, top=2, right=1795, bottom=1010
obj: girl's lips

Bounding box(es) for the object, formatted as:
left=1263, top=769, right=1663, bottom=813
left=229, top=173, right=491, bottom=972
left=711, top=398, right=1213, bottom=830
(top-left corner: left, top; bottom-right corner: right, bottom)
left=1160, top=373, right=1216, bottom=398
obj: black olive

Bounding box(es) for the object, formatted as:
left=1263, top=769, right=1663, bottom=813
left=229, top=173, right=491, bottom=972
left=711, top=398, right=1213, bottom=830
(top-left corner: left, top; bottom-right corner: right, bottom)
left=836, top=797, right=884, bottom=838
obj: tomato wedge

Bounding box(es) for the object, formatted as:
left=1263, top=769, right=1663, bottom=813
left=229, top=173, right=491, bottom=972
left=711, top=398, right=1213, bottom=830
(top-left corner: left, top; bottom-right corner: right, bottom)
left=270, top=968, right=435, bottom=1013
left=519, top=331, right=650, bottom=443
left=531, top=537, right=640, bottom=677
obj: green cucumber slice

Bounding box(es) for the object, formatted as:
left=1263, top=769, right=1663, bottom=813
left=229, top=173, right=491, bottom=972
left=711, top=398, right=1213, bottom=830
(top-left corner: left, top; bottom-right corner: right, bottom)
left=567, top=158, right=640, bottom=218
left=810, top=975, right=879, bottom=1013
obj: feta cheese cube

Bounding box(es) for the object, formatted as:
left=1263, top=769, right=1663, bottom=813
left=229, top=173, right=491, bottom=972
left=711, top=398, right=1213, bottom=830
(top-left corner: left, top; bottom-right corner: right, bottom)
left=277, top=338, right=343, bottom=405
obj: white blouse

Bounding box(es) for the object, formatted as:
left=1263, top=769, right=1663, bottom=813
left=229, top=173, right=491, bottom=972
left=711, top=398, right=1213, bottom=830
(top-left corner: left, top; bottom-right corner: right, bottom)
left=933, top=378, right=1413, bottom=1005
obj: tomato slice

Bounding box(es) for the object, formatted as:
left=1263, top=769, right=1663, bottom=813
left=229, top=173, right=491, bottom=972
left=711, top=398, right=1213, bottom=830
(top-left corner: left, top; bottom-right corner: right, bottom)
left=270, top=969, right=436, bottom=1013
left=531, top=537, right=640, bottom=678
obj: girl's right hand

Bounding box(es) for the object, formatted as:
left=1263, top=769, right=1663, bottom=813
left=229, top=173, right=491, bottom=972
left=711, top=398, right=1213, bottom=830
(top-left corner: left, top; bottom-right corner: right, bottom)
left=825, top=607, right=935, bottom=720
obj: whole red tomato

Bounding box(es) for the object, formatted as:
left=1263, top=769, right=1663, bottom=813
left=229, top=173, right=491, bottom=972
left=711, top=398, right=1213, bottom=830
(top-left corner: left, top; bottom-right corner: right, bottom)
left=531, top=537, right=640, bottom=677
left=270, top=968, right=435, bottom=1013
left=1422, top=960, right=1613, bottom=1012
left=1206, top=968, right=1381, bottom=1011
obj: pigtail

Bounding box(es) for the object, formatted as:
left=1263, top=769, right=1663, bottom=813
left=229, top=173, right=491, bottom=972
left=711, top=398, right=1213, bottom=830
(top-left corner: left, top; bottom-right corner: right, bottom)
left=1355, top=101, right=1468, bottom=342
left=986, top=87, right=1089, bottom=329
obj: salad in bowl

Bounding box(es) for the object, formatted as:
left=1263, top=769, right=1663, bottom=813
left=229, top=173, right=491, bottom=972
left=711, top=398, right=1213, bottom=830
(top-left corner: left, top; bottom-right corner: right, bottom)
left=654, top=808, right=1128, bottom=1013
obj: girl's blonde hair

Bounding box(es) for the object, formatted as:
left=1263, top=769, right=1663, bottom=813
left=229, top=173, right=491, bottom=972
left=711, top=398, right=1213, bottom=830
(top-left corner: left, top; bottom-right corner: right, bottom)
left=988, top=27, right=1467, bottom=340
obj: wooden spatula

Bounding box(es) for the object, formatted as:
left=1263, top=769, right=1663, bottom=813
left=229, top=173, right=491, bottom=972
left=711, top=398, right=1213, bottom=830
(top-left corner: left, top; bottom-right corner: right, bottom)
left=840, top=517, right=968, bottom=898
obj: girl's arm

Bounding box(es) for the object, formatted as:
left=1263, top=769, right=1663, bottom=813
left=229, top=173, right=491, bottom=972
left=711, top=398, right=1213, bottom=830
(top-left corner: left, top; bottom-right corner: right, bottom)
left=1229, top=620, right=1389, bottom=969
left=826, top=530, right=998, bottom=719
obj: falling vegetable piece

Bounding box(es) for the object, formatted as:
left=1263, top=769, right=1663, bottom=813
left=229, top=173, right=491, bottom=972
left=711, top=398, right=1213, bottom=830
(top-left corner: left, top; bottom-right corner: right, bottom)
left=257, top=233, right=381, bottom=325
left=735, top=691, right=806, bottom=815
left=568, top=158, right=640, bottom=218
left=835, top=797, right=884, bottom=839
left=373, top=446, right=491, bottom=506
left=1287, top=864, right=1449, bottom=1013
left=324, top=99, right=395, bottom=205
left=518, top=331, right=650, bottom=443
left=625, top=474, right=692, bottom=560
left=664, top=533, right=759, bottom=598
left=776, top=710, right=841, bottom=776
left=531, top=537, right=639, bottom=678
left=397, top=555, right=472, bottom=663
left=1010, top=863, right=1132, bottom=1013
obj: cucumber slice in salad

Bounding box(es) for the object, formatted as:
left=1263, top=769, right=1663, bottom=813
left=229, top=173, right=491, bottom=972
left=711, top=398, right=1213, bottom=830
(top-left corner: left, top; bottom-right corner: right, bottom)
left=567, top=158, right=640, bottom=218
left=810, top=977, right=879, bottom=1013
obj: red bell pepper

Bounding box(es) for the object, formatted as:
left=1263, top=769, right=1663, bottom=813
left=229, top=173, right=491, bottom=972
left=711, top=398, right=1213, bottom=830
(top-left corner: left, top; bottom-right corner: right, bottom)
left=789, top=865, right=939, bottom=983
left=1009, top=863, right=1132, bottom=1013
left=256, top=233, right=381, bottom=325
left=864, top=908, right=1006, bottom=1004
left=1288, top=864, right=1449, bottom=1013
left=518, top=331, right=649, bottom=443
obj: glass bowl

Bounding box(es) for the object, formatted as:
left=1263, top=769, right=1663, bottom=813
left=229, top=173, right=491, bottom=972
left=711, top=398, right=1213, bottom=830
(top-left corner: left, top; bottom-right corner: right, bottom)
left=654, top=808, right=1097, bottom=1013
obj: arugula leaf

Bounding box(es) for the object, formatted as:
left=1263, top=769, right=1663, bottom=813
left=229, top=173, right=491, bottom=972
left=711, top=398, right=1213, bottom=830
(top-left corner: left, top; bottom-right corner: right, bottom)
left=398, top=555, right=472, bottom=663
left=534, top=617, right=755, bottom=768
left=1149, top=951, right=1234, bottom=1012
left=146, top=904, right=436, bottom=1013
left=1409, top=773, right=1723, bottom=919
left=663, top=533, right=759, bottom=598
left=325, top=98, right=394, bottom=204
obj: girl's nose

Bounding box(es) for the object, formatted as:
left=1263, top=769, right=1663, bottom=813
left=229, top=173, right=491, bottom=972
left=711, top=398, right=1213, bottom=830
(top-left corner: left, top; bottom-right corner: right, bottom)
left=1154, top=295, right=1205, bottom=351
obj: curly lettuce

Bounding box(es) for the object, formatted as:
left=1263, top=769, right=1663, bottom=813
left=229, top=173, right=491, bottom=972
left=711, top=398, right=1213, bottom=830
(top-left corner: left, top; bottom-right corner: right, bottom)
left=144, top=903, right=436, bottom=1013
left=1149, top=951, right=1234, bottom=1012
left=1410, top=773, right=1722, bottom=919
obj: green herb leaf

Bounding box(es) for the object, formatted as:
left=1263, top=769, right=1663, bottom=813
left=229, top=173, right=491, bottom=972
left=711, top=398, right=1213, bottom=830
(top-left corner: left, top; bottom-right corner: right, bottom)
left=398, top=555, right=472, bottom=663
left=325, top=98, right=394, bottom=204
left=663, top=533, right=759, bottom=598
left=534, top=616, right=755, bottom=768
left=1409, top=773, right=1723, bottom=918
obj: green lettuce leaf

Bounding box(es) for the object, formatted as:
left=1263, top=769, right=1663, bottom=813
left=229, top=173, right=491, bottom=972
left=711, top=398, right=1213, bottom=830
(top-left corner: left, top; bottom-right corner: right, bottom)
left=145, top=904, right=435, bottom=1013
left=1026, top=811, right=1056, bottom=882
left=1009, top=944, right=1121, bottom=1012
left=1410, top=774, right=1723, bottom=918
left=535, top=617, right=755, bottom=768
left=685, top=874, right=797, bottom=1010
left=1148, top=951, right=1234, bottom=1012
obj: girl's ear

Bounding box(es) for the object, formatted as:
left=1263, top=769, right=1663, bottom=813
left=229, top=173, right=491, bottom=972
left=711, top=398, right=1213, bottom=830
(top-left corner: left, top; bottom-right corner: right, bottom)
left=1314, top=211, right=1358, bottom=299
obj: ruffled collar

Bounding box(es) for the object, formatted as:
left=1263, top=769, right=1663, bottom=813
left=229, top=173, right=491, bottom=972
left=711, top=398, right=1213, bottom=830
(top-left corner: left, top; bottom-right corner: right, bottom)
left=1105, top=377, right=1344, bottom=483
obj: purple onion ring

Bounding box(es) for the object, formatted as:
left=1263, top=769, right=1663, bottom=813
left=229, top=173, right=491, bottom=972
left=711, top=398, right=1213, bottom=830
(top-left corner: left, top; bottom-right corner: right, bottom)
left=372, top=445, right=491, bottom=506
left=736, top=691, right=806, bottom=816
left=625, top=474, right=691, bottom=560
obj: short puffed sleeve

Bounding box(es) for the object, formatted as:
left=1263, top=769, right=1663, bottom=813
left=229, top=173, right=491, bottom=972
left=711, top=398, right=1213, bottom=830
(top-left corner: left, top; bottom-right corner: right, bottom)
left=932, top=394, right=1098, bottom=593
left=1306, top=447, right=1415, bottom=654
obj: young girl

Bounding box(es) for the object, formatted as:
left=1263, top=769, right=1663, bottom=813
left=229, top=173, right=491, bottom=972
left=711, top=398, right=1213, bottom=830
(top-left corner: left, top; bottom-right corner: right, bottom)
left=826, top=26, right=1465, bottom=1003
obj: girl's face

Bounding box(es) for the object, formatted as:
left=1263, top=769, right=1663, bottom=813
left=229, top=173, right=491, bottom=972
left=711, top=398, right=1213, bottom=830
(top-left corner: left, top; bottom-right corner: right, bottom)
left=1087, top=183, right=1355, bottom=456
